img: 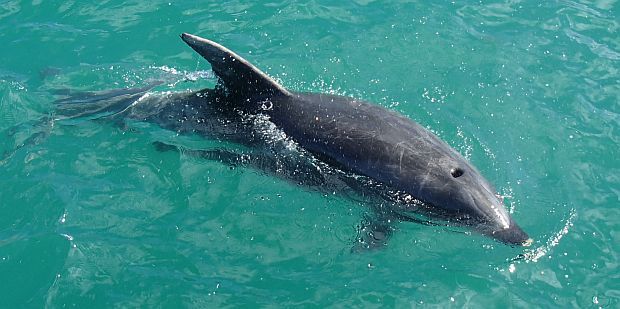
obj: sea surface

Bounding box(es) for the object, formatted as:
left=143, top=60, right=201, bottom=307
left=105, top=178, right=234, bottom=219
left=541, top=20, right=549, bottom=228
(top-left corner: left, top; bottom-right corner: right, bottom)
left=0, top=1, right=618, bottom=307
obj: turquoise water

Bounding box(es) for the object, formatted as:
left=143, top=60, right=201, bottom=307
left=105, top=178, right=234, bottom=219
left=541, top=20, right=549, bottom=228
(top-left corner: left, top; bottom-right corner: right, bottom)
left=1, top=1, right=618, bottom=307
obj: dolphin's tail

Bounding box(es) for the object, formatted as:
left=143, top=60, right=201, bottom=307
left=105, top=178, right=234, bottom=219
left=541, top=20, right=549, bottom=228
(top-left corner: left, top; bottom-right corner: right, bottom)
left=1, top=82, right=163, bottom=166
left=0, top=116, right=53, bottom=166
left=52, top=81, right=163, bottom=122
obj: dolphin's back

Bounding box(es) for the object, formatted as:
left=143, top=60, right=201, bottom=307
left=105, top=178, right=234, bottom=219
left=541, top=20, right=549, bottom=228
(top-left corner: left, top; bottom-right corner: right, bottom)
left=270, top=93, right=472, bottom=198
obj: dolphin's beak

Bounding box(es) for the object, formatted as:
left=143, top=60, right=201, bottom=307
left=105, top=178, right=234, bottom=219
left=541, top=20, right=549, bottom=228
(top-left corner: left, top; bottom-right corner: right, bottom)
left=469, top=182, right=533, bottom=247
left=487, top=223, right=533, bottom=246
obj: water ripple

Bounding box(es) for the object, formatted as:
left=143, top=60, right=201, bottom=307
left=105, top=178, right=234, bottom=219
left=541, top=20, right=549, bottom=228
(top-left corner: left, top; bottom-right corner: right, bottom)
left=564, top=28, right=620, bottom=60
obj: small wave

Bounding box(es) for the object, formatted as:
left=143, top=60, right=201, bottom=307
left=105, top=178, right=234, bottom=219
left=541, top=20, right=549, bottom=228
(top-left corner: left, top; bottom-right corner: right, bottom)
left=515, top=208, right=577, bottom=264
left=149, top=65, right=215, bottom=84
left=564, top=29, right=620, bottom=61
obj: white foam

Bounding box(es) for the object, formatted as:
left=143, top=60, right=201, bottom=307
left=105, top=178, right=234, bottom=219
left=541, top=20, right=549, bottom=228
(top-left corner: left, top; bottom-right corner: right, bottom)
left=521, top=208, right=577, bottom=263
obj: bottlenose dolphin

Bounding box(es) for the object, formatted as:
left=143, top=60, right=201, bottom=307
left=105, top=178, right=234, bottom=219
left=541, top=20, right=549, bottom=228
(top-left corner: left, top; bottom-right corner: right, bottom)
left=178, top=33, right=531, bottom=246
left=48, top=33, right=531, bottom=248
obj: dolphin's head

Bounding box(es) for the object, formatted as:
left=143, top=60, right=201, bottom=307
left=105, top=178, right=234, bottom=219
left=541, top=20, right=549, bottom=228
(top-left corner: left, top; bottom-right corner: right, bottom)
left=400, top=149, right=532, bottom=246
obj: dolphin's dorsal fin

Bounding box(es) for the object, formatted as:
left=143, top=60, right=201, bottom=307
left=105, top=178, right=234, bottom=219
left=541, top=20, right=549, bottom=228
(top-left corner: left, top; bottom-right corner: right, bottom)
left=181, top=33, right=291, bottom=98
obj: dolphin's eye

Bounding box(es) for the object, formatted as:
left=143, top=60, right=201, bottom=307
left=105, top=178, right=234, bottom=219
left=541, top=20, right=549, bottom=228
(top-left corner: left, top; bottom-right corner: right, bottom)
left=450, top=167, right=464, bottom=178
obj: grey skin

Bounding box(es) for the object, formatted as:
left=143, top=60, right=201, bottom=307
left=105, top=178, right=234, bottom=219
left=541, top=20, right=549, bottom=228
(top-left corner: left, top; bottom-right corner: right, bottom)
left=178, top=33, right=531, bottom=246
left=49, top=33, right=531, bottom=247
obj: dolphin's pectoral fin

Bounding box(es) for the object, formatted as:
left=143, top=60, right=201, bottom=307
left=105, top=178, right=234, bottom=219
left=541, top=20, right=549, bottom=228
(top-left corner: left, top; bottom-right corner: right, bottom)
left=180, top=33, right=291, bottom=100
left=351, top=215, right=397, bottom=253
left=152, top=141, right=329, bottom=188
left=152, top=141, right=247, bottom=168
left=152, top=141, right=179, bottom=153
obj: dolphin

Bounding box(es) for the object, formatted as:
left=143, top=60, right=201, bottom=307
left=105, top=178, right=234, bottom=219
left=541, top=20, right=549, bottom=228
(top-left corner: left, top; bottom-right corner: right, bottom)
left=48, top=33, right=531, bottom=248
left=178, top=33, right=532, bottom=246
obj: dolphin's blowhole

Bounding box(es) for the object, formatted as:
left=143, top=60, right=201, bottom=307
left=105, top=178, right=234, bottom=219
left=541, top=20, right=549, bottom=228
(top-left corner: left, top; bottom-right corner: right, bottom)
left=450, top=167, right=464, bottom=178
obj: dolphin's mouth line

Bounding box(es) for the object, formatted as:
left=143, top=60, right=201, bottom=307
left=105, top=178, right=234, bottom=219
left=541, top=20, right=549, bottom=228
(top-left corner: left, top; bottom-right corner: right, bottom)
left=392, top=210, right=445, bottom=227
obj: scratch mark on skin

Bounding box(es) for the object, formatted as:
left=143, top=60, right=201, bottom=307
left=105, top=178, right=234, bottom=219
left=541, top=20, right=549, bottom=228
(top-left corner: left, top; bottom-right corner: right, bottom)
left=417, top=164, right=433, bottom=196
left=398, top=142, right=405, bottom=174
